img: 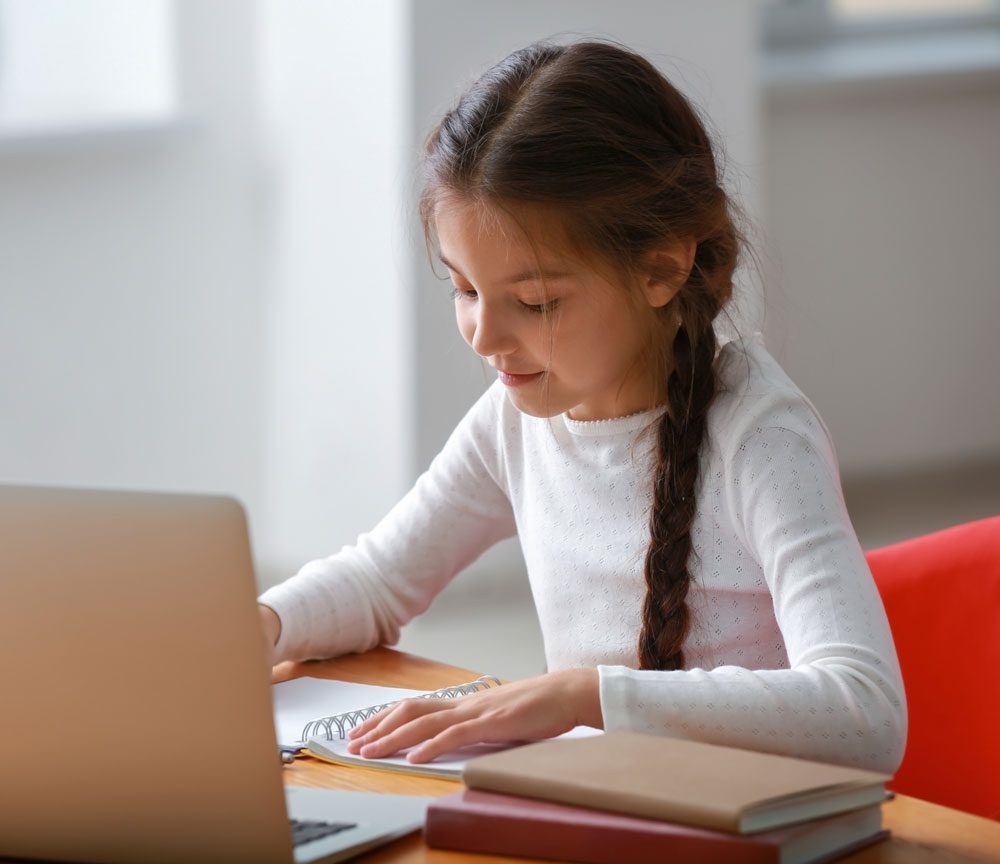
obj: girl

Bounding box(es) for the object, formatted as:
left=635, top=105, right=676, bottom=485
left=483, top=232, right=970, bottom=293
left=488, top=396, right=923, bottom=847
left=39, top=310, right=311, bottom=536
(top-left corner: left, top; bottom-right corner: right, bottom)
left=258, top=39, right=907, bottom=774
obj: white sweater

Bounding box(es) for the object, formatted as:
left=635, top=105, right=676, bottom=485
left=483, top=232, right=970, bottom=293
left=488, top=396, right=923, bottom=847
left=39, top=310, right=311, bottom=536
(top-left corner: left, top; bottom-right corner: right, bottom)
left=259, top=330, right=907, bottom=773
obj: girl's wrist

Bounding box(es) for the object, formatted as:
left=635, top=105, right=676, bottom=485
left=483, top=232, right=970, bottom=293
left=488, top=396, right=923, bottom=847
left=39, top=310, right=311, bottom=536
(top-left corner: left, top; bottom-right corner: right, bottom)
left=558, top=667, right=603, bottom=729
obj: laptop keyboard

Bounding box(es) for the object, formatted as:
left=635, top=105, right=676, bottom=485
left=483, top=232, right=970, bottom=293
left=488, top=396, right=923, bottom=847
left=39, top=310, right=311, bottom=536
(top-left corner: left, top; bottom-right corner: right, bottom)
left=290, top=818, right=358, bottom=847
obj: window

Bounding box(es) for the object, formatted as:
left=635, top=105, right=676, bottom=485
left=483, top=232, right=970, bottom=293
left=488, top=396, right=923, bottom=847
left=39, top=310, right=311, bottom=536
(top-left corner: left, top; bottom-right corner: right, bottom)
left=0, top=0, right=176, bottom=134
left=835, top=0, right=993, bottom=19
left=764, top=0, right=1000, bottom=48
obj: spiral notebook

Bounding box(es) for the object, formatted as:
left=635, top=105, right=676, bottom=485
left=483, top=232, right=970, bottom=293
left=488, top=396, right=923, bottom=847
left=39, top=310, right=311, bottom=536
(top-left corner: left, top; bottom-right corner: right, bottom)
left=272, top=676, right=602, bottom=779
left=271, top=675, right=503, bottom=752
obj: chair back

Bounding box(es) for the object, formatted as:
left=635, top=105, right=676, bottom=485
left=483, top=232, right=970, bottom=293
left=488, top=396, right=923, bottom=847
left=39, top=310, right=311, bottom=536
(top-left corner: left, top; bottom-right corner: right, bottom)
left=866, top=516, right=1000, bottom=820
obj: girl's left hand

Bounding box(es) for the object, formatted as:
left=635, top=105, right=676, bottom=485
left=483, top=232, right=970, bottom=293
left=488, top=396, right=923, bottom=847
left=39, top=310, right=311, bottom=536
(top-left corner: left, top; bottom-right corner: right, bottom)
left=346, top=667, right=603, bottom=764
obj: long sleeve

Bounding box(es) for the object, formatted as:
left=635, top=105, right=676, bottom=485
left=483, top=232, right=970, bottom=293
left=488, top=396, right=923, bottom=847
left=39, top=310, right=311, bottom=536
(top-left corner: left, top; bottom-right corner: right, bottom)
left=597, top=422, right=908, bottom=773
left=259, top=384, right=517, bottom=663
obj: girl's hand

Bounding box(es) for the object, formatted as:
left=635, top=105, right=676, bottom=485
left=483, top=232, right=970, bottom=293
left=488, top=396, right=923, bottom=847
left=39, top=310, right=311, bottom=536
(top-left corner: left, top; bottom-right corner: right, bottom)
left=346, top=668, right=602, bottom=764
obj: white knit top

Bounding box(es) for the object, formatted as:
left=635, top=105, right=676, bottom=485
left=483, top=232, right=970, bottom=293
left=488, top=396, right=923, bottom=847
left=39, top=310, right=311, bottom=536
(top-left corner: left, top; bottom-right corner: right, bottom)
left=259, top=330, right=907, bottom=773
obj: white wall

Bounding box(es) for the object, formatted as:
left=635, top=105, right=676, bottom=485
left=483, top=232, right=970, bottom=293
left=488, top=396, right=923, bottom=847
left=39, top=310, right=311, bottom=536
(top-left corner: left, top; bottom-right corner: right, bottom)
left=761, top=78, right=1000, bottom=478
left=253, top=0, right=412, bottom=584
left=0, top=1, right=418, bottom=589
left=0, top=1, right=267, bottom=532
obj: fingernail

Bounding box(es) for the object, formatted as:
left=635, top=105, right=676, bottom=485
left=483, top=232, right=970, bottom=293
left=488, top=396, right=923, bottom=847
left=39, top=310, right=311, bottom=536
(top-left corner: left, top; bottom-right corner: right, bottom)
left=360, top=744, right=376, bottom=757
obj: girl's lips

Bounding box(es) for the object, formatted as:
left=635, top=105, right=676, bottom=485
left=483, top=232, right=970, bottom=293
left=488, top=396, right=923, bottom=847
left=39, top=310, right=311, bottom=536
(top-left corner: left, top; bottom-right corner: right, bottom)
left=497, top=369, right=544, bottom=387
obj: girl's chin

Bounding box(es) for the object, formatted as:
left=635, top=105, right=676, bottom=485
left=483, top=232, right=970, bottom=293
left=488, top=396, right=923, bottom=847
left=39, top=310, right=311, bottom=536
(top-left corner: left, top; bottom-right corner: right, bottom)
left=504, top=388, right=568, bottom=419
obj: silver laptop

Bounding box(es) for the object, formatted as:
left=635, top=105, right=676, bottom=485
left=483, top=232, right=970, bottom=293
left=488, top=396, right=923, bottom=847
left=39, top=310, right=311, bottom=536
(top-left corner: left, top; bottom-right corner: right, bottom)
left=0, top=484, right=429, bottom=864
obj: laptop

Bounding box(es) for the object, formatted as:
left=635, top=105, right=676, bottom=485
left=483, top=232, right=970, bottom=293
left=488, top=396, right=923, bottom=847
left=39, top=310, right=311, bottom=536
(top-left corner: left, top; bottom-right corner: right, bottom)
left=0, top=484, right=430, bottom=864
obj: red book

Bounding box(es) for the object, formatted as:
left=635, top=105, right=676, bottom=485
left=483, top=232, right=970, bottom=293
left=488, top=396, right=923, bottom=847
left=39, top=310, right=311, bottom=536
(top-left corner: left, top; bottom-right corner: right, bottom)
left=425, top=789, right=889, bottom=864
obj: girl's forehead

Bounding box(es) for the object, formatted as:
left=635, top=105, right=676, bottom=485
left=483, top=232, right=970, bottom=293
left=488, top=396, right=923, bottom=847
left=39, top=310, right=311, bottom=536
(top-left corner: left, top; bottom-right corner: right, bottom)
left=433, top=195, right=578, bottom=265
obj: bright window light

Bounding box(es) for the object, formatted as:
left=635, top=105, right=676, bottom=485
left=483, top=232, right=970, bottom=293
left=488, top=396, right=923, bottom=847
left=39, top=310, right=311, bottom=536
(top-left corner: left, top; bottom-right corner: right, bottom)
left=833, top=0, right=994, bottom=18
left=0, top=0, right=175, bottom=132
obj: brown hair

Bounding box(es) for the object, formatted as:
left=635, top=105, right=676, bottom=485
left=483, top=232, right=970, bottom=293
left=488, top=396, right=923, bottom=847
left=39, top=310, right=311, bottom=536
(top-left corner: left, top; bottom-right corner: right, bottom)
left=418, top=39, right=746, bottom=671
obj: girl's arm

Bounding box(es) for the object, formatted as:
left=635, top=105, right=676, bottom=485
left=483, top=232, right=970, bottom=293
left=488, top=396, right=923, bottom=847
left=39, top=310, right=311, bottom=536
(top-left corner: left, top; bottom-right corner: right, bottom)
left=597, top=422, right=908, bottom=773
left=257, top=382, right=516, bottom=665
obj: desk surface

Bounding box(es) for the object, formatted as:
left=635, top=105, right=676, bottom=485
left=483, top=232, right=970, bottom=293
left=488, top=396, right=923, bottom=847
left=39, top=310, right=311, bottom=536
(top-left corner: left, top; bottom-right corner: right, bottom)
left=276, top=648, right=1000, bottom=864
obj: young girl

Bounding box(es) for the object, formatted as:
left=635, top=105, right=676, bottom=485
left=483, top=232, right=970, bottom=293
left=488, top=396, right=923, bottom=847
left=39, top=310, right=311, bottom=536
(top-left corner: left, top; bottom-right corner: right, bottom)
left=257, top=39, right=906, bottom=774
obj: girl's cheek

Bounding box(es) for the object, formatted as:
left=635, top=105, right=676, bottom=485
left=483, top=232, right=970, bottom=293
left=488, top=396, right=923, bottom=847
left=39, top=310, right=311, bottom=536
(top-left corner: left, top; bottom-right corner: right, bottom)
left=456, top=310, right=476, bottom=349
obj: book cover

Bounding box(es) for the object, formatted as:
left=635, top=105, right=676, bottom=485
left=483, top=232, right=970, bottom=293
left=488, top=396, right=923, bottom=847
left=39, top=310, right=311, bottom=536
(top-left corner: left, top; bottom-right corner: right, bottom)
left=425, top=789, right=890, bottom=864
left=462, top=730, right=891, bottom=834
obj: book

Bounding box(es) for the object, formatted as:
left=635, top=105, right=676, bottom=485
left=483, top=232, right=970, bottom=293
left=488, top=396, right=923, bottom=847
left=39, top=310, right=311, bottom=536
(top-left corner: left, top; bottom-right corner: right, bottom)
left=425, top=789, right=890, bottom=864
left=462, top=730, right=892, bottom=834
left=271, top=674, right=502, bottom=751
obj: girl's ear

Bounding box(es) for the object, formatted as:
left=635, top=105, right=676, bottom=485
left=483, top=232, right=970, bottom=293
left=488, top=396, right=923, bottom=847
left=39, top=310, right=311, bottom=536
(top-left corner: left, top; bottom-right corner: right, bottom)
left=641, top=238, right=696, bottom=308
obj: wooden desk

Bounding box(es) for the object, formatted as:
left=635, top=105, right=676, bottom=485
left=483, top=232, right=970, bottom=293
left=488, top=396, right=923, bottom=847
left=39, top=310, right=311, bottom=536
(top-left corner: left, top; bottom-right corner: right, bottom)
left=276, top=648, right=1000, bottom=864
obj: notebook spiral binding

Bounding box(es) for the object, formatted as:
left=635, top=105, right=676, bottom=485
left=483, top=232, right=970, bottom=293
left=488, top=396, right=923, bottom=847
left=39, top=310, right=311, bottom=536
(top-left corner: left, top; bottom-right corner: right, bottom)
left=299, top=674, right=503, bottom=742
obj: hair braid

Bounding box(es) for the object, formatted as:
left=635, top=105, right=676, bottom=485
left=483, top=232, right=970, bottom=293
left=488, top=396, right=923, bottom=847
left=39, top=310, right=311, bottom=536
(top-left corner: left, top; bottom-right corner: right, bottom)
left=638, top=320, right=719, bottom=670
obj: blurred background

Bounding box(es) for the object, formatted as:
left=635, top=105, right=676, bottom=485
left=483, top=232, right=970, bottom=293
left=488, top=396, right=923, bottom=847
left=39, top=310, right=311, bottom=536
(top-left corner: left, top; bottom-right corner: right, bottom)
left=1, top=0, right=997, bottom=679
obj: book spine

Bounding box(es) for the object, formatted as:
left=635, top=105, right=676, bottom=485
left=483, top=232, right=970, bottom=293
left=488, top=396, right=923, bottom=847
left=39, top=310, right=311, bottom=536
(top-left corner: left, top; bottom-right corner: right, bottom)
left=424, top=804, right=775, bottom=864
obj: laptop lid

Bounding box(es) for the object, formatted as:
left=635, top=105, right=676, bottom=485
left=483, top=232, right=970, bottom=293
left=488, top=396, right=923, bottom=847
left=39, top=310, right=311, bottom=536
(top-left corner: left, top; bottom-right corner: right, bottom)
left=0, top=484, right=297, bottom=863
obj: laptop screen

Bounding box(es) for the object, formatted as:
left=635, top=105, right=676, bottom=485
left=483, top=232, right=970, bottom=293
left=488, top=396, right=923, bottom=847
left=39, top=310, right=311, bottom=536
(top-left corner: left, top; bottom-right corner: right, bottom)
left=0, top=485, right=295, bottom=863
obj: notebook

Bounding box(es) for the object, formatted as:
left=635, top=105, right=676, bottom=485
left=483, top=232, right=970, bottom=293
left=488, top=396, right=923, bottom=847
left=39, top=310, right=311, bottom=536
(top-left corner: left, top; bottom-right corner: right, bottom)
left=274, top=676, right=602, bottom=779
left=0, top=484, right=430, bottom=864
left=272, top=674, right=503, bottom=751
left=425, top=789, right=889, bottom=864
left=463, top=730, right=892, bottom=834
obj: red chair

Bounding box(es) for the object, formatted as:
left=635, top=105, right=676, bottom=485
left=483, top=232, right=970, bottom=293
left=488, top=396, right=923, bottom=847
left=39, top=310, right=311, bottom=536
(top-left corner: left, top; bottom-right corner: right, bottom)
left=865, top=515, right=1000, bottom=821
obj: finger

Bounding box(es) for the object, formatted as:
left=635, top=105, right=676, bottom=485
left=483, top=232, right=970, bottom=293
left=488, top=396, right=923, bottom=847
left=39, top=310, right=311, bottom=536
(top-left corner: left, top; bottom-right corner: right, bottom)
left=347, top=704, right=398, bottom=742
left=407, top=716, right=496, bottom=763
left=349, top=695, right=445, bottom=741
left=346, top=698, right=453, bottom=754
left=356, top=708, right=459, bottom=759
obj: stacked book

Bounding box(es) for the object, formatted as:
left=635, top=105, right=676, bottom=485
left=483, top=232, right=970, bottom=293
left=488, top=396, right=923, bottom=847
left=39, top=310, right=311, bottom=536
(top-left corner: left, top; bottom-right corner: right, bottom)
left=424, top=731, right=892, bottom=864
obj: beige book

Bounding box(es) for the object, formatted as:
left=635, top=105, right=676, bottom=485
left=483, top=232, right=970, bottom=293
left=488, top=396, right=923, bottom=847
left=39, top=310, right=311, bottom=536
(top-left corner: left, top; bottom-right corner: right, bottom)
left=462, top=730, right=891, bottom=834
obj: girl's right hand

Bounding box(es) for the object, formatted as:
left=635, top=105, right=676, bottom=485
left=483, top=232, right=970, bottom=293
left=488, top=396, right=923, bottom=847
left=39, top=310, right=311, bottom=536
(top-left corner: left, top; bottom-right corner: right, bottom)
left=258, top=603, right=282, bottom=669
left=345, top=668, right=602, bottom=764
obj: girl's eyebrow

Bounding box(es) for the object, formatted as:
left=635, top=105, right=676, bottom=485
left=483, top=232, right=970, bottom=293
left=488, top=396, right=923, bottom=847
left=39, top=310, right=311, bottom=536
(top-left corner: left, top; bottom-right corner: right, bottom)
left=437, top=253, right=573, bottom=285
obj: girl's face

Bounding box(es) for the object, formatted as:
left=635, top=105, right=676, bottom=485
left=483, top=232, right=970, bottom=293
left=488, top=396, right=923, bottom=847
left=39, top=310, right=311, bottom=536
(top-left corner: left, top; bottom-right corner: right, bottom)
left=435, top=198, right=673, bottom=421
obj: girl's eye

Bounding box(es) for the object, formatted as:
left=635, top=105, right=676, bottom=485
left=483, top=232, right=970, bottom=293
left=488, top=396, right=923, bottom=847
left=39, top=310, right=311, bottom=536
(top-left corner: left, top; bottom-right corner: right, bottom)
left=521, top=299, right=560, bottom=314
left=450, top=284, right=559, bottom=314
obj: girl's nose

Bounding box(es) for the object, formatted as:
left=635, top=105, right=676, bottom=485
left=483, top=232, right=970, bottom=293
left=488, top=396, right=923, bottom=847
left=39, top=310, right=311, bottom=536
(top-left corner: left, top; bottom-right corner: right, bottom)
left=470, top=302, right=517, bottom=358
